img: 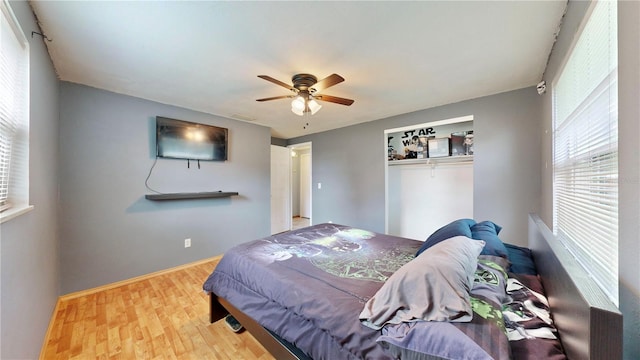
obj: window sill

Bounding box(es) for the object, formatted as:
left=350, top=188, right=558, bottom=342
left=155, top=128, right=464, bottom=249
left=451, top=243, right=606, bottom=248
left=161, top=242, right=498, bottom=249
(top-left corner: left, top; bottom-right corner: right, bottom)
left=0, top=205, right=34, bottom=224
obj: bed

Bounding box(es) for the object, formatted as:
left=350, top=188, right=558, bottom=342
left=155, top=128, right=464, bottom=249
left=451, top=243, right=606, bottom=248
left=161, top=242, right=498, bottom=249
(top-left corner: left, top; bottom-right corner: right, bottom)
left=203, top=214, right=622, bottom=359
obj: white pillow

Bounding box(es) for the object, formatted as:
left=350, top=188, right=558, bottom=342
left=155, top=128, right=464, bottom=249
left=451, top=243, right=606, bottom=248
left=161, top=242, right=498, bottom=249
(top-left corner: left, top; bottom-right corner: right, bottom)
left=360, top=236, right=485, bottom=330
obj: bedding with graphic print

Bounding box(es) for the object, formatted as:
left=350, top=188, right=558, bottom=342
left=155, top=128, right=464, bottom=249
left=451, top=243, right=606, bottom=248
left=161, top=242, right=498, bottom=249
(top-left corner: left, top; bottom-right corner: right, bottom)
left=204, top=223, right=423, bottom=359
left=204, top=223, right=517, bottom=360
left=374, top=255, right=512, bottom=360
left=503, top=273, right=566, bottom=359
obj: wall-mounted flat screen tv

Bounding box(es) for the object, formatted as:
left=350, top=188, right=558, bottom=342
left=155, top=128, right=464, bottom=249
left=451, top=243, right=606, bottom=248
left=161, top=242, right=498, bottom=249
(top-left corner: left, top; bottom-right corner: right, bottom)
left=156, top=116, right=228, bottom=161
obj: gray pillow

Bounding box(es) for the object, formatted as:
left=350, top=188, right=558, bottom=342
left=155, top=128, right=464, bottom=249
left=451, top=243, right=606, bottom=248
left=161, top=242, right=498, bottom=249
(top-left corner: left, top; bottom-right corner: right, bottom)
left=360, top=236, right=485, bottom=330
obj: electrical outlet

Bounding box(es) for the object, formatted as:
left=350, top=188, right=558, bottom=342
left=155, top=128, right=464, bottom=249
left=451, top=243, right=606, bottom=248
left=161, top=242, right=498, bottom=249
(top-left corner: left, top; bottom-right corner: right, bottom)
left=184, top=238, right=191, bottom=248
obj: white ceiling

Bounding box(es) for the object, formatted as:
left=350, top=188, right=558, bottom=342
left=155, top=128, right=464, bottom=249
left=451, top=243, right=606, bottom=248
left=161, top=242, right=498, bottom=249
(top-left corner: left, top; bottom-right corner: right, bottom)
left=30, top=1, right=567, bottom=139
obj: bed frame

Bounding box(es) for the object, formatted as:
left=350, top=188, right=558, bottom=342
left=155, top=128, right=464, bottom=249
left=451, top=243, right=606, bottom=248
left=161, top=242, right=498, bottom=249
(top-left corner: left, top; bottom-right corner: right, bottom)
left=209, top=214, right=623, bottom=359
left=527, top=214, right=622, bottom=359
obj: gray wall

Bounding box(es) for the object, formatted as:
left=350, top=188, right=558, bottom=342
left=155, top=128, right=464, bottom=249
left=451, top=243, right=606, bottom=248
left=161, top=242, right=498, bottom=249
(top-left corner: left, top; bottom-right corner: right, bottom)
left=271, top=137, right=287, bottom=147
left=539, top=1, right=639, bottom=358
left=58, top=83, right=271, bottom=294
left=290, top=86, right=542, bottom=247
left=1, top=1, right=61, bottom=359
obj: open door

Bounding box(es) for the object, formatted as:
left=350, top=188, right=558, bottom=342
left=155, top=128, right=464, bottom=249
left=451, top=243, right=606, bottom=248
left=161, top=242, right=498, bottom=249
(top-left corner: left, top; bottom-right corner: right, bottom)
left=271, top=145, right=291, bottom=234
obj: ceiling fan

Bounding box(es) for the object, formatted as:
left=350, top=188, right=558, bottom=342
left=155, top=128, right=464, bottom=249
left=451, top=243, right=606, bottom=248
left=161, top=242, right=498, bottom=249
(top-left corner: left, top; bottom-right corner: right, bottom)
left=256, top=73, right=354, bottom=116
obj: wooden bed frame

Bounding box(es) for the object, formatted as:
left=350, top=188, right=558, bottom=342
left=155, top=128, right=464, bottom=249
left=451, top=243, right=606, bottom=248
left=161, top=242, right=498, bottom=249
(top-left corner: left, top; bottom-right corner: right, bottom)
left=527, top=214, right=622, bottom=359
left=209, top=214, right=623, bottom=359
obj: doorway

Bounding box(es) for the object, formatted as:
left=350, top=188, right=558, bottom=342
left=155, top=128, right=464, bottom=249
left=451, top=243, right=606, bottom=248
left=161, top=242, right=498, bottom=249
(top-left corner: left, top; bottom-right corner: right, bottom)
left=384, top=116, right=473, bottom=238
left=289, top=142, right=312, bottom=229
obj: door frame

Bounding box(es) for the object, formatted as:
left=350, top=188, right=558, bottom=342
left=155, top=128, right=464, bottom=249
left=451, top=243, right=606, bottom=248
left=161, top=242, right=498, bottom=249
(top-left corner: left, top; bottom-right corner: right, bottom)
left=384, top=115, right=473, bottom=234
left=288, top=142, right=312, bottom=226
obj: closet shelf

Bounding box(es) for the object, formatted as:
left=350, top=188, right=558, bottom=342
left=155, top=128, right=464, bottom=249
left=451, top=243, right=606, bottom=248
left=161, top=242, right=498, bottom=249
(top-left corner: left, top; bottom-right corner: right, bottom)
left=387, top=155, right=473, bottom=166
left=145, top=191, right=239, bottom=201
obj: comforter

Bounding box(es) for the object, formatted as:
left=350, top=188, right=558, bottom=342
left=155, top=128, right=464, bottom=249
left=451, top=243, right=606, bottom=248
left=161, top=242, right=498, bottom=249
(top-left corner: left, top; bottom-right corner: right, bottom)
left=203, top=223, right=513, bottom=359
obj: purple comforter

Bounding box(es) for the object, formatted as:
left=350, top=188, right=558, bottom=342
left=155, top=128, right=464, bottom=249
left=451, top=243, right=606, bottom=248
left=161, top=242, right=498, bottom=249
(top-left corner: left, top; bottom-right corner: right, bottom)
left=204, top=223, right=419, bottom=359
left=203, top=223, right=513, bottom=359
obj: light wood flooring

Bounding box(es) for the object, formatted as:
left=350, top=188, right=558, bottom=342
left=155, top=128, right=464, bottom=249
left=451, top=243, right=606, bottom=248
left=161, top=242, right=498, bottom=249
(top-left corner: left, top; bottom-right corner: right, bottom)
left=292, top=216, right=310, bottom=230
left=41, top=257, right=275, bottom=359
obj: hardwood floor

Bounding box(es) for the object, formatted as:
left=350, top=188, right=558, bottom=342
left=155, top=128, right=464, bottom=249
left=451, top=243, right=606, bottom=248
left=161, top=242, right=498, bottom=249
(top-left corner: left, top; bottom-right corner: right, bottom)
left=292, top=216, right=310, bottom=230
left=41, top=258, right=275, bottom=359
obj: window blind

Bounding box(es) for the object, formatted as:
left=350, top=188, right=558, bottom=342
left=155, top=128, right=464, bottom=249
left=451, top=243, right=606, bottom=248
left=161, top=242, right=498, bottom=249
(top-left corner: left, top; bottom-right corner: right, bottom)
left=0, top=1, right=28, bottom=211
left=552, top=0, right=618, bottom=305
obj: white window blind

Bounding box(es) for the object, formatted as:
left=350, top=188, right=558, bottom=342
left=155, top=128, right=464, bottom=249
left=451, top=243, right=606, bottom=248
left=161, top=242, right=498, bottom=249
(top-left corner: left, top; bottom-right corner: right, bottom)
left=0, top=0, right=29, bottom=212
left=552, top=0, right=618, bottom=305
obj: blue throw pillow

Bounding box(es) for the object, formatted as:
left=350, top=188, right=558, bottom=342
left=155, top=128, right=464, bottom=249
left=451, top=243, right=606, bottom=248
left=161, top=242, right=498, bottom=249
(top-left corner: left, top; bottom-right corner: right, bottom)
left=415, top=219, right=476, bottom=256
left=504, top=243, right=537, bottom=275
left=470, top=221, right=508, bottom=258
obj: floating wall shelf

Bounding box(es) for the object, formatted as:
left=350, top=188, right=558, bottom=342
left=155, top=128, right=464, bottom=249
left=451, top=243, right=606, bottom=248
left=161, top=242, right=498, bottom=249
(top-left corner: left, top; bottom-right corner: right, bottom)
left=145, top=191, right=239, bottom=201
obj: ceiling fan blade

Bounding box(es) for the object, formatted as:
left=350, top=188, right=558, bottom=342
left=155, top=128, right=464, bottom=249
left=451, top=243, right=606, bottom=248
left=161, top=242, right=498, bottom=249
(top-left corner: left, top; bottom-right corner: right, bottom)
left=314, top=94, right=354, bottom=106
left=310, top=74, right=344, bottom=93
left=256, top=95, right=295, bottom=102
left=257, top=75, right=295, bottom=92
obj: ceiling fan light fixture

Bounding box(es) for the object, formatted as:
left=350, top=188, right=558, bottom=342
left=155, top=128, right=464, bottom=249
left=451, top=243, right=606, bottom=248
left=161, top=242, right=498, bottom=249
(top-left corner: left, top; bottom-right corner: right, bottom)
left=291, top=96, right=306, bottom=115
left=308, top=99, right=322, bottom=115
left=291, top=96, right=305, bottom=110
left=258, top=73, right=353, bottom=117
left=291, top=106, right=305, bottom=116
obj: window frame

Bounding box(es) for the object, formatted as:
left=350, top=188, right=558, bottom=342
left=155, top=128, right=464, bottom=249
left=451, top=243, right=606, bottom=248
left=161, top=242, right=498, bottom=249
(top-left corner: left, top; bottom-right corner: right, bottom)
left=0, top=0, right=32, bottom=223
left=551, top=0, right=619, bottom=305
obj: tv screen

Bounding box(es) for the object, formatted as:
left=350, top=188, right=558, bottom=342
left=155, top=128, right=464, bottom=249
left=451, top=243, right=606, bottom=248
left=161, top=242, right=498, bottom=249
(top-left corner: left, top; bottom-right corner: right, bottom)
left=156, top=117, right=228, bottom=161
